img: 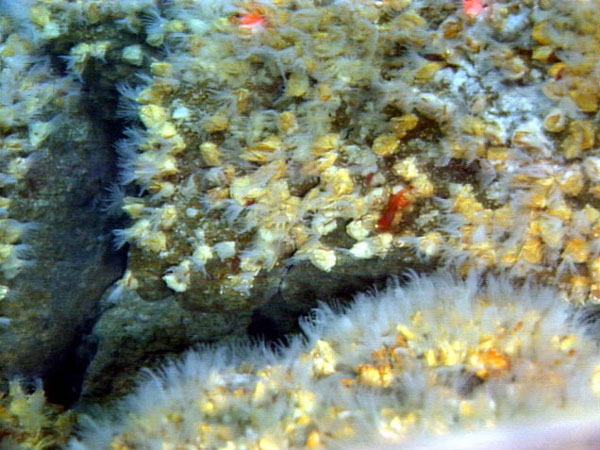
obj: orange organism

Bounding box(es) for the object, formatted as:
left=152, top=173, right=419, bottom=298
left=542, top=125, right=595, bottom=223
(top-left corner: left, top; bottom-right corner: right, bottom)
left=463, top=0, right=485, bottom=17
left=238, top=11, right=267, bottom=30
left=376, top=188, right=413, bottom=232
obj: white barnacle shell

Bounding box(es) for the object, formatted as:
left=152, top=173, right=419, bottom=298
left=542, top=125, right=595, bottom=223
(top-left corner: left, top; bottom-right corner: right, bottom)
left=309, top=247, right=336, bottom=272
left=230, top=175, right=266, bottom=205
left=349, top=241, right=374, bottom=259
left=192, top=244, right=213, bottom=264
left=29, top=121, right=53, bottom=148
left=346, top=220, right=370, bottom=241
left=163, top=259, right=192, bottom=293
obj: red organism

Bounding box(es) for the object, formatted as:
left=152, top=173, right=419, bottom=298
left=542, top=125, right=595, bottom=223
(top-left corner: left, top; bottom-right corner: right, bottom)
left=238, top=12, right=267, bottom=30
left=463, top=0, right=485, bottom=17
left=376, top=188, right=413, bottom=232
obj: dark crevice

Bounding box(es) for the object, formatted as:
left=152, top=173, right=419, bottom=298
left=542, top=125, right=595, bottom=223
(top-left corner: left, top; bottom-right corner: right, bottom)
left=42, top=316, right=99, bottom=407
left=36, top=63, right=139, bottom=409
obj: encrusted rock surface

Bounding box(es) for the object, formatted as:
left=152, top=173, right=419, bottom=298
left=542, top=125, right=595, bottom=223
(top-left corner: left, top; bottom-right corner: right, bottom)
left=1, top=0, right=600, bottom=440
left=107, top=0, right=600, bottom=312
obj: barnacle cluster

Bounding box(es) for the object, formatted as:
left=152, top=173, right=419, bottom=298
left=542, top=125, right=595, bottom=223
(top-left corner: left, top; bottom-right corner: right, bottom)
left=0, top=380, right=75, bottom=449
left=423, top=0, right=600, bottom=304
left=14, top=0, right=168, bottom=101
left=113, top=0, right=436, bottom=306
left=68, top=274, right=600, bottom=449
left=106, top=0, right=600, bottom=308
left=111, top=0, right=450, bottom=307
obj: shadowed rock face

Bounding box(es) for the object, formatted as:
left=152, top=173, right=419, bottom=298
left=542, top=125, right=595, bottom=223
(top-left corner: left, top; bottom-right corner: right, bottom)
left=78, top=288, right=252, bottom=405
left=79, top=248, right=432, bottom=403
left=0, top=109, right=125, bottom=403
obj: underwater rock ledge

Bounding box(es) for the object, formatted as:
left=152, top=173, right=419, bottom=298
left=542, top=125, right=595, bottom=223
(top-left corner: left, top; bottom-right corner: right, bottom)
left=1, top=0, right=600, bottom=447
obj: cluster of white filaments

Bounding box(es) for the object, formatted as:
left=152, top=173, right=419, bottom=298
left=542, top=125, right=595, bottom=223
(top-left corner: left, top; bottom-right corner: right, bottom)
left=68, top=274, right=600, bottom=449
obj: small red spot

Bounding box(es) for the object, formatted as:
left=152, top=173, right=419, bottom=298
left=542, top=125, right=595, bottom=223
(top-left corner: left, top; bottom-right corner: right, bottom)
left=376, top=188, right=413, bottom=232
left=238, top=12, right=267, bottom=30
left=365, top=172, right=375, bottom=186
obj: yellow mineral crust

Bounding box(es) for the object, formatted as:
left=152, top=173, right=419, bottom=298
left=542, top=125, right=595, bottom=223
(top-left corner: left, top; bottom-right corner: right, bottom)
left=69, top=274, right=600, bottom=449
